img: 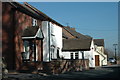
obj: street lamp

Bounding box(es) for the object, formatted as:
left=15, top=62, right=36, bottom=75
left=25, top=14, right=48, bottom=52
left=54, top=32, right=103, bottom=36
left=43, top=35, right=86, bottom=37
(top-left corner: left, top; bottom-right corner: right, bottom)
left=113, top=44, right=118, bottom=64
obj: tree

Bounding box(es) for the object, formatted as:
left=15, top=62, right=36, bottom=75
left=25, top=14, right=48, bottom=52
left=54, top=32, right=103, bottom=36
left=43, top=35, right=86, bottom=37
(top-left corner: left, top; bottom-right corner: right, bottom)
left=104, top=48, right=114, bottom=58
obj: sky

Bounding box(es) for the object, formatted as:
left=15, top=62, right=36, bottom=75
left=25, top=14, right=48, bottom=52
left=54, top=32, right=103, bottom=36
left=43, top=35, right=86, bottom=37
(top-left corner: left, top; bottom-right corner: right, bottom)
left=26, top=2, right=118, bottom=54
left=16, top=0, right=120, bottom=2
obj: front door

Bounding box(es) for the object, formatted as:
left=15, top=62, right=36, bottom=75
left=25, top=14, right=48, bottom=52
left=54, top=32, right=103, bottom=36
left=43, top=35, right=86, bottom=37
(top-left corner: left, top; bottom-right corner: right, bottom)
left=95, top=55, right=99, bottom=66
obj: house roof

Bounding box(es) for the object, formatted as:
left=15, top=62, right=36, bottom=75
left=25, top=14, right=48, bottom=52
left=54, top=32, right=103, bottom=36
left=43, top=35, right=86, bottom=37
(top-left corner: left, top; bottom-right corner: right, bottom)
left=10, top=2, right=64, bottom=27
left=22, top=26, right=43, bottom=39
left=24, top=2, right=64, bottom=27
left=94, top=39, right=104, bottom=47
left=62, top=32, right=68, bottom=39
left=62, top=38, right=92, bottom=51
left=10, top=2, right=44, bottom=20
left=64, top=26, right=92, bottom=39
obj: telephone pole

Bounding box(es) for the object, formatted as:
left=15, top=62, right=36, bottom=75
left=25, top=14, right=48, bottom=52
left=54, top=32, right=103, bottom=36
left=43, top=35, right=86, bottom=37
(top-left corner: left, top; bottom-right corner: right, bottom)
left=113, top=44, right=118, bottom=64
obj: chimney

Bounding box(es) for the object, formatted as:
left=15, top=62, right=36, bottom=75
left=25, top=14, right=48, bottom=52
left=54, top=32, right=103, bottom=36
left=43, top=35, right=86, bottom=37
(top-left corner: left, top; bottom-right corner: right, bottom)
left=71, top=28, right=75, bottom=31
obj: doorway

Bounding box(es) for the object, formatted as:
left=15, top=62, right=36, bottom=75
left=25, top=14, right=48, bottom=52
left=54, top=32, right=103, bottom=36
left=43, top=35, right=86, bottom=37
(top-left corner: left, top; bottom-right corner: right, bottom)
left=95, top=55, right=99, bottom=66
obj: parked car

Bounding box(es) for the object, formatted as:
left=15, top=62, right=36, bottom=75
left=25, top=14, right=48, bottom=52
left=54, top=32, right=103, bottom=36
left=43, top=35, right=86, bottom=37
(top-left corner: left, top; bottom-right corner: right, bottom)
left=108, top=58, right=116, bottom=64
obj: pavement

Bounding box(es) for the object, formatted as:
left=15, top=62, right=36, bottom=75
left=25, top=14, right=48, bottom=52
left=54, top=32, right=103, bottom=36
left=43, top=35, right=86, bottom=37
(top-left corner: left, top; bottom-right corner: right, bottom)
left=2, top=64, right=120, bottom=80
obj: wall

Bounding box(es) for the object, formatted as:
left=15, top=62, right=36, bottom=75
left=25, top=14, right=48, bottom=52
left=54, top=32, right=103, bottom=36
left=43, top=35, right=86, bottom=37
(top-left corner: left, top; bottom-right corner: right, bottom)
left=42, top=21, right=63, bottom=61
left=42, top=21, right=50, bottom=62
left=62, top=51, right=82, bottom=59
left=94, top=46, right=107, bottom=66
left=84, top=40, right=95, bottom=68
left=14, top=10, right=43, bottom=70
left=83, top=40, right=107, bottom=67
left=2, top=3, right=43, bottom=70
left=14, top=10, right=33, bottom=70
left=2, top=3, right=15, bottom=70
left=50, top=22, right=63, bottom=59
left=43, top=59, right=89, bottom=74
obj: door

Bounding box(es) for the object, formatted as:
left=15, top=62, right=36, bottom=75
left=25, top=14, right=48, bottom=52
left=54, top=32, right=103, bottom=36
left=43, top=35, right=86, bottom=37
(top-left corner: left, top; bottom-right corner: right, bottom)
left=95, top=55, right=99, bottom=66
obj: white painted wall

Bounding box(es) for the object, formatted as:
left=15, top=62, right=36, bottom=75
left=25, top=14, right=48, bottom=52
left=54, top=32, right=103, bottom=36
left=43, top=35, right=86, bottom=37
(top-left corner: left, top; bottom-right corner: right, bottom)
left=42, top=21, right=63, bottom=61
left=84, top=40, right=95, bottom=68
left=42, top=21, right=50, bottom=62
left=50, top=22, right=63, bottom=59
left=62, top=51, right=82, bottom=59
left=94, top=46, right=107, bottom=66
left=62, top=51, right=72, bottom=59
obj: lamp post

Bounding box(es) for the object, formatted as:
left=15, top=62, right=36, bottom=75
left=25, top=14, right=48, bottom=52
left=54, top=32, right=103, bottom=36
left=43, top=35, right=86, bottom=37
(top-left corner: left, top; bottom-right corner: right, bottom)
left=113, top=44, right=118, bottom=64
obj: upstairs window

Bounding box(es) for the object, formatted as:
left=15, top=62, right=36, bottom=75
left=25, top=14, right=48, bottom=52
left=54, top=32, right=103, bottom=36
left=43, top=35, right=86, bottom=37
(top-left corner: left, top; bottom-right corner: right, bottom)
left=32, top=18, right=37, bottom=26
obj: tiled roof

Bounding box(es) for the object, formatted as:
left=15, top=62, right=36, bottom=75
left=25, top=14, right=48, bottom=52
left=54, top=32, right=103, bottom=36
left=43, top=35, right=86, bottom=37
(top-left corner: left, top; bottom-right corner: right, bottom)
left=62, top=32, right=68, bottom=39
left=22, top=26, right=43, bottom=39
left=64, top=26, right=92, bottom=39
left=62, top=38, right=92, bottom=51
left=94, top=39, right=104, bottom=46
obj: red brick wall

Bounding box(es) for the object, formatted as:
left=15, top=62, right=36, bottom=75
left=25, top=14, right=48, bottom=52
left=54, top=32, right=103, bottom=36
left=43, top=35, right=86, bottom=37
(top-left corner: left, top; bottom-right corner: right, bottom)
left=2, top=2, right=16, bottom=70
left=14, top=10, right=43, bottom=70
left=14, top=10, right=33, bottom=70
left=2, top=3, right=42, bottom=70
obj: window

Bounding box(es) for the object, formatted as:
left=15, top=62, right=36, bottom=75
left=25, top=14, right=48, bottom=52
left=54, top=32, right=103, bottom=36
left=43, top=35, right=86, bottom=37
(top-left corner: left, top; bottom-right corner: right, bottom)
left=75, top=52, right=79, bottom=59
left=71, top=53, right=74, bottom=59
left=57, top=48, right=60, bottom=59
left=32, top=18, right=37, bottom=26
left=22, top=40, right=34, bottom=61
left=23, top=40, right=30, bottom=60
left=51, top=45, right=55, bottom=59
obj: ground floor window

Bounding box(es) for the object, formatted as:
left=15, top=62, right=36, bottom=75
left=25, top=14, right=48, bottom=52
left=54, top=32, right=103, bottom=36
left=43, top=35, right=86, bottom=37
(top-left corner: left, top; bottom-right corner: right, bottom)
left=75, top=52, right=79, bottom=59
left=22, top=40, right=37, bottom=62
left=57, top=48, right=60, bottom=59
left=71, top=53, right=74, bottom=59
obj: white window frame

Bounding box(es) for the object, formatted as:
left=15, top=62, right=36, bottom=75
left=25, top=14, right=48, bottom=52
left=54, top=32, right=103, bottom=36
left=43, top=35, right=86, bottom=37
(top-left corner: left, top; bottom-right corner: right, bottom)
left=32, top=18, right=37, bottom=26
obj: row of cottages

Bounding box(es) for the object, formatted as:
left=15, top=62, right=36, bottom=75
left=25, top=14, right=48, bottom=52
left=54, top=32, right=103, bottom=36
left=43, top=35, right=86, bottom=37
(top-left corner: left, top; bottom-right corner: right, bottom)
left=2, top=2, right=107, bottom=73
left=62, top=27, right=107, bottom=68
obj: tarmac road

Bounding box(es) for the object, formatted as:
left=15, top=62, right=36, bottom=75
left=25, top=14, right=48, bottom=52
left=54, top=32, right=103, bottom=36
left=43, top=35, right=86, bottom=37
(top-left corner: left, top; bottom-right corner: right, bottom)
left=3, top=65, right=120, bottom=80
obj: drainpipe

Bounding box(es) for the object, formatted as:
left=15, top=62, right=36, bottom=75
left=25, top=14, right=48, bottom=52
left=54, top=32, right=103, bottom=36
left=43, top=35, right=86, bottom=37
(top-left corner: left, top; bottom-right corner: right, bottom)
left=48, top=22, right=51, bottom=61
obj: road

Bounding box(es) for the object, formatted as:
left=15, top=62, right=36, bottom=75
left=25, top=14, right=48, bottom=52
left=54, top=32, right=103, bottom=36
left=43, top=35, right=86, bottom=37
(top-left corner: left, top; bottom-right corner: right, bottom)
left=3, top=65, right=120, bottom=80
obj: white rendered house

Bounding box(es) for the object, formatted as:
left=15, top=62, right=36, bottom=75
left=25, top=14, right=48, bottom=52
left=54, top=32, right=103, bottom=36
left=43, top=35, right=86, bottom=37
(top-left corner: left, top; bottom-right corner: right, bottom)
left=42, top=21, right=63, bottom=62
